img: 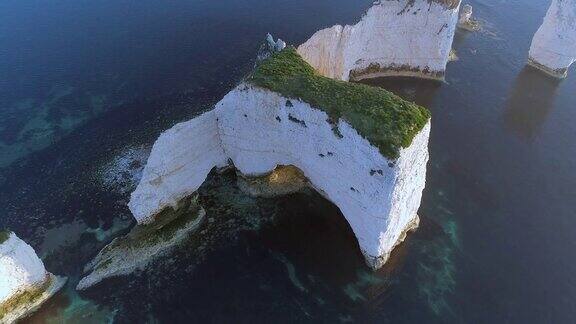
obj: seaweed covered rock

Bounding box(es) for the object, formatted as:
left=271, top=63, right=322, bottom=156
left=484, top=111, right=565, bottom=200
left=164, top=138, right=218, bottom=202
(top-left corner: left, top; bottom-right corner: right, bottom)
left=77, top=196, right=205, bottom=290
left=128, top=43, right=431, bottom=270
left=297, top=0, right=461, bottom=81
left=528, top=0, right=576, bottom=78
left=0, top=232, right=66, bottom=323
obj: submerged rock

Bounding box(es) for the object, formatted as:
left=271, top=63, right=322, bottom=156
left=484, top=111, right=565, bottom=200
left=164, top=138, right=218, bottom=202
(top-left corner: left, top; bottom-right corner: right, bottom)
left=128, top=44, right=431, bottom=270
left=77, top=196, right=205, bottom=290
left=297, top=0, right=461, bottom=81
left=0, top=231, right=67, bottom=323
left=528, top=0, right=576, bottom=78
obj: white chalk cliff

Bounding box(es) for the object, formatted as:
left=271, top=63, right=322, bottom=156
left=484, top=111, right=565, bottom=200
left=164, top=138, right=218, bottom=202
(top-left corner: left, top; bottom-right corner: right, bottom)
left=129, top=45, right=431, bottom=270
left=528, top=0, right=576, bottom=78
left=0, top=232, right=66, bottom=323
left=297, top=0, right=461, bottom=81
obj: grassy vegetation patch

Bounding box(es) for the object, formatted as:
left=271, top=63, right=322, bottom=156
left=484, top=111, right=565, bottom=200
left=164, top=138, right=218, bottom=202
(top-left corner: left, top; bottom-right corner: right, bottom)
left=0, top=230, right=11, bottom=244
left=248, top=47, right=430, bottom=160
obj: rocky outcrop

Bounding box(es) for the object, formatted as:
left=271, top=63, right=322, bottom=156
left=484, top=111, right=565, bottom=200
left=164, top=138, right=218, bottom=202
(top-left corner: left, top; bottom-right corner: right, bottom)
left=128, top=45, right=431, bottom=270
left=459, top=4, right=472, bottom=25
left=297, top=0, right=461, bottom=81
left=236, top=165, right=309, bottom=198
left=0, top=231, right=66, bottom=323
left=256, top=33, right=287, bottom=64
left=457, top=4, right=480, bottom=31
left=528, top=0, right=576, bottom=78
left=77, top=196, right=205, bottom=290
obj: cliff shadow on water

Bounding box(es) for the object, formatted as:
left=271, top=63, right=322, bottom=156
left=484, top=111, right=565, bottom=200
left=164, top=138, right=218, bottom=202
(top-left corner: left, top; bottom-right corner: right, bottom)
left=503, top=66, right=561, bottom=141
left=360, top=77, right=442, bottom=109
left=359, top=74, right=465, bottom=321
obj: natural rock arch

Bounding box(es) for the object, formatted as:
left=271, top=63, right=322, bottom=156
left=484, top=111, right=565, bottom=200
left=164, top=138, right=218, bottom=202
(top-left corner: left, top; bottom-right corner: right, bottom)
left=129, top=83, right=430, bottom=269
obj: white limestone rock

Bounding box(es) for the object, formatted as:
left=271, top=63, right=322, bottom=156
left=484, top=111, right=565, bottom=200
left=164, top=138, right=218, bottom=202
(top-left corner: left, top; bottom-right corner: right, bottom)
left=129, top=111, right=228, bottom=224
left=297, top=0, right=461, bottom=81
left=0, top=233, right=46, bottom=304
left=129, top=81, right=430, bottom=270
left=256, top=33, right=287, bottom=64
left=0, top=232, right=66, bottom=323
left=528, top=0, right=576, bottom=78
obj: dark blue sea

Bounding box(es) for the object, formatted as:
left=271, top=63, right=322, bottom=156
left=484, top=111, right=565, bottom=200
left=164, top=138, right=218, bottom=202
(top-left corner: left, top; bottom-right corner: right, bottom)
left=1, top=0, right=575, bottom=322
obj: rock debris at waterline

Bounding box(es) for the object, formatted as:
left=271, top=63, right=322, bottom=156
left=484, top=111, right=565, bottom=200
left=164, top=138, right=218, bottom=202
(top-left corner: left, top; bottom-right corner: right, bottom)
left=457, top=4, right=480, bottom=32
left=528, top=0, right=576, bottom=78
left=0, top=231, right=67, bottom=324
left=127, top=42, right=431, bottom=271
left=297, top=0, right=461, bottom=81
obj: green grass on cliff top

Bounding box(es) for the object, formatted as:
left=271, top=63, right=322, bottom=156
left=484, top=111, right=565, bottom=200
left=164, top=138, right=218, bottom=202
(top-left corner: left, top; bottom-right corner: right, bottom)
left=248, top=47, right=430, bottom=160
left=0, top=230, right=11, bottom=244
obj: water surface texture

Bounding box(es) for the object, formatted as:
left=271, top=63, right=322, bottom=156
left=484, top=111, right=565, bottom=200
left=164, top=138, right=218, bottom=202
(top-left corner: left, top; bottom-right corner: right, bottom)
left=1, top=0, right=575, bottom=323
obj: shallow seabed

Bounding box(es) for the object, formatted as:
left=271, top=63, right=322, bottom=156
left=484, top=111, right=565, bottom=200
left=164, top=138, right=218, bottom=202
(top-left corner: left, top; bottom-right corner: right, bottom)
left=1, top=0, right=575, bottom=323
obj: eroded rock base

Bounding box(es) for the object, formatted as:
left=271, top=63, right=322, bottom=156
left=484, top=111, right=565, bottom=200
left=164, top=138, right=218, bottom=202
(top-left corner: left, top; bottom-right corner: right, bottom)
left=77, top=196, right=205, bottom=290
left=349, top=64, right=445, bottom=82
left=352, top=70, right=445, bottom=82
left=237, top=165, right=309, bottom=198
left=362, top=214, right=420, bottom=270
left=1, top=274, right=67, bottom=324
left=458, top=20, right=480, bottom=32
left=528, top=58, right=568, bottom=79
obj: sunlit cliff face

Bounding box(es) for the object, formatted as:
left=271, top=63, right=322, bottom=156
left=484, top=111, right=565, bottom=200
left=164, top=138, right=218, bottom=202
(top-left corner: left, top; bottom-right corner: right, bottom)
left=529, top=0, right=576, bottom=78
left=297, top=0, right=461, bottom=81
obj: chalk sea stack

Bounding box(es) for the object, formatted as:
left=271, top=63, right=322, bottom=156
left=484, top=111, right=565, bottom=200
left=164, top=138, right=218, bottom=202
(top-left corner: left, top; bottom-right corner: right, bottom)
left=297, top=0, right=461, bottom=81
left=0, top=231, right=66, bottom=323
left=128, top=42, right=430, bottom=271
left=528, top=0, right=576, bottom=78
left=78, top=34, right=432, bottom=290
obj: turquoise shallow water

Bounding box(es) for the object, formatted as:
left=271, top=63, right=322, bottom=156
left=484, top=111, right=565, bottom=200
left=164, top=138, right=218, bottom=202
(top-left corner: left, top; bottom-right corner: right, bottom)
left=1, top=0, right=576, bottom=322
